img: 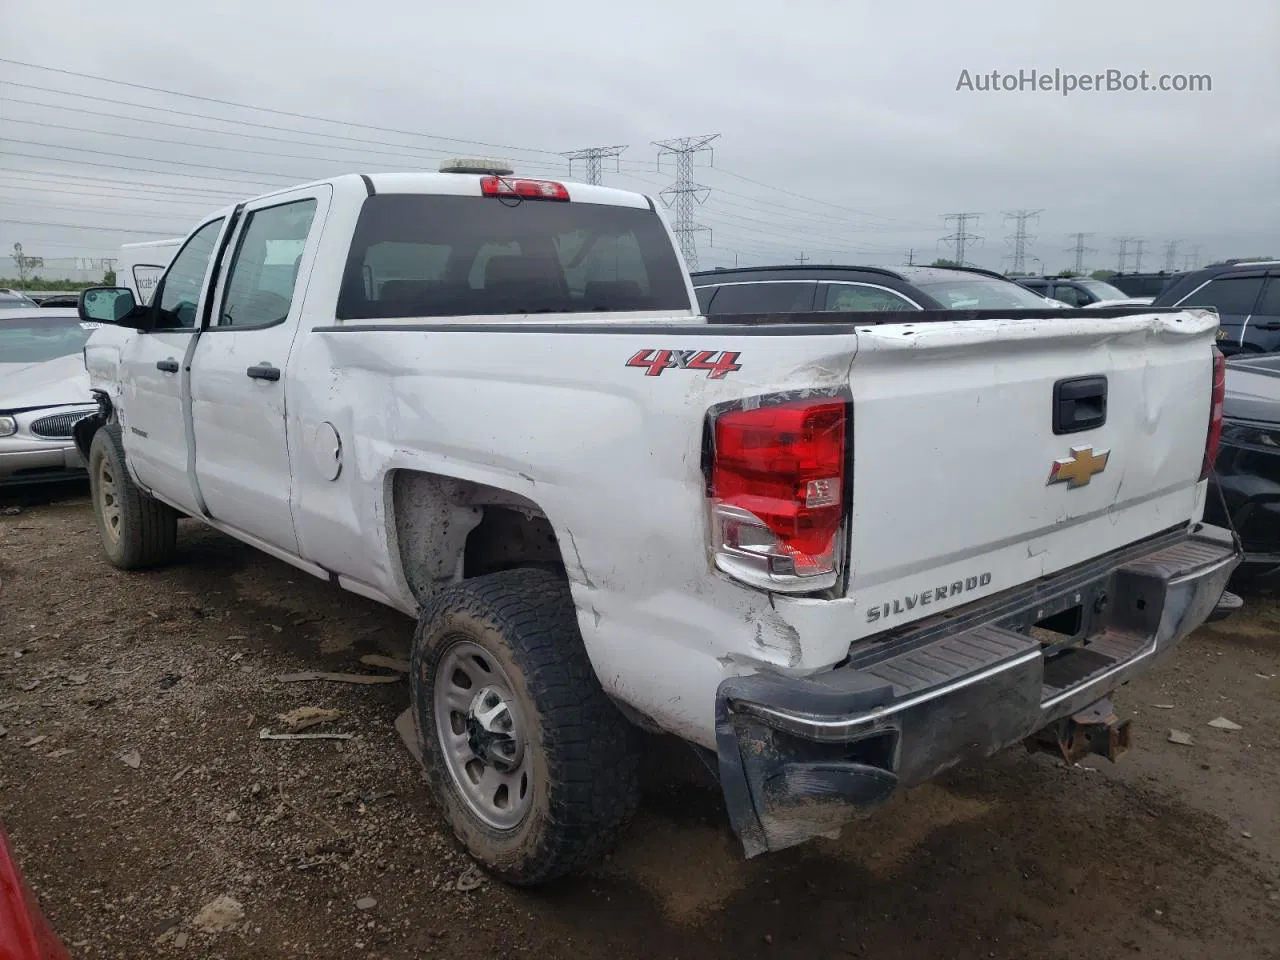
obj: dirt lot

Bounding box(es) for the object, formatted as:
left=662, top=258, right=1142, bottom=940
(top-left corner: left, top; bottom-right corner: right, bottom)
left=2, top=482, right=1278, bottom=960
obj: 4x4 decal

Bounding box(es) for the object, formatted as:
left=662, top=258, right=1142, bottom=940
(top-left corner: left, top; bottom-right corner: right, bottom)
left=626, top=349, right=742, bottom=379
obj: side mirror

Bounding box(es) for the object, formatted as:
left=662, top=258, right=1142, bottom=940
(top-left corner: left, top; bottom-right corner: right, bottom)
left=78, top=287, right=147, bottom=329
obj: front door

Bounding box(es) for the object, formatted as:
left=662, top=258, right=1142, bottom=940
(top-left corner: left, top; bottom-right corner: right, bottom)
left=188, top=188, right=327, bottom=554
left=119, top=216, right=229, bottom=513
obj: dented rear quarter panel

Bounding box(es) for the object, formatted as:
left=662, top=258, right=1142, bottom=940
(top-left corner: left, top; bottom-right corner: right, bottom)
left=285, top=323, right=860, bottom=745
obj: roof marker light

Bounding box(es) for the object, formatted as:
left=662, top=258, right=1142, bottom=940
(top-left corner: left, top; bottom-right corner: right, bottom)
left=439, top=157, right=514, bottom=175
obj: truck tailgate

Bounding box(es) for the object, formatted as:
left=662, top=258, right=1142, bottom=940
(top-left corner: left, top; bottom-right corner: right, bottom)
left=845, top=309, right=1217, bottom=637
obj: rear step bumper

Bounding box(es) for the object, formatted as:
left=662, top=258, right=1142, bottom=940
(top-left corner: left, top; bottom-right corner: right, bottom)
left=714, top=524, right=1242, bottom=858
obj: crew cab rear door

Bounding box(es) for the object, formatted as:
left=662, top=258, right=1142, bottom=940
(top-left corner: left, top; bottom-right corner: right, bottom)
left=188, top=186, right=329, bottom=554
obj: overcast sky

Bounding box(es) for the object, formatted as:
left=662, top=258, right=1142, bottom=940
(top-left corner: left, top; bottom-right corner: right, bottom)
left=1, top=0, right=1277, bottom=277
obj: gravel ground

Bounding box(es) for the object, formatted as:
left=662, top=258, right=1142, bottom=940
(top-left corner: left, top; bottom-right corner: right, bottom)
left=2, top=481, right=1278, bottom=960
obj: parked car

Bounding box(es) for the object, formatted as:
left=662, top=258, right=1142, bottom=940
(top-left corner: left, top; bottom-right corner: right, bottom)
left=35, top=294, right=82, bottom=308
left=1014, top=275, right=1150, bottom=307
left=73, top=162, right=1239, bottom=885
left=0, top=290, right=40, bottom=310
left=691, top=263, right=1072, bottom=315
left=1152, top=259, right=1280, bottom=356
left=1109, top=271, right=1183, bottom=299
left=1205, top=353, right=1280, bottom=577
left=0, top=308, right=100, bottom=486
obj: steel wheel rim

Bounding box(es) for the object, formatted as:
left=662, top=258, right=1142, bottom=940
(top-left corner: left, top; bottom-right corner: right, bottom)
left=96, top=455, right=122, bottom=545
left=433, top=638, right=532, bottom=830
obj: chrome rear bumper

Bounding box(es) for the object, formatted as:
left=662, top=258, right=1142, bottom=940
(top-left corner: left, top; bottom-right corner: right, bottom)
left=715, top=525, right=1242, bottom=857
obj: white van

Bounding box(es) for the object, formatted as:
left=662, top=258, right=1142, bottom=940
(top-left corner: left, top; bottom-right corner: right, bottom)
left=118, top=238, right=183, bottom=305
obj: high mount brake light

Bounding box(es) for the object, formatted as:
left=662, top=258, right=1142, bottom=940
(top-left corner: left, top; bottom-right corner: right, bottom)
left=1201, top=346, right=1226, bottom=481
left=707, top=397, right=848, bottom=593
left=479, top=177, right=570, bottom=201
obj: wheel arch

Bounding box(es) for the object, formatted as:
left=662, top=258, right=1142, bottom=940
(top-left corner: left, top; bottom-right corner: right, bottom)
left=386, top=468, right=570, bottom=610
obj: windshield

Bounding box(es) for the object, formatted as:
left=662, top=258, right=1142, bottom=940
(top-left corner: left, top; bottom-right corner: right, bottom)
left=0, top=315, right=97, bottom=364
left=913, top=277, right=1060, bottom=310
left=1078, top=279, right=1130, bottom=300
left=337, top=194, right=692, bottom=319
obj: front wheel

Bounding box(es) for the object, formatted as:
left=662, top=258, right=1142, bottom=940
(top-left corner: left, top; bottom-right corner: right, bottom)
left=87, top=426, right=177, bottom=569
left=410, top=568, right=641, bottom=885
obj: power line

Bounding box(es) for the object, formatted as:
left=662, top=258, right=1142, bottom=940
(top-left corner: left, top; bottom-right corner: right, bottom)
left=561, top=145, right=627, bottom=186
left=1, top=142, right=290, bottom=189
left=4, top=88, right=913, bottom=240
left=0, top=58, right=565, bottom=160
left=0, top=168, right=246, bottom=200
left=1162, top=240, right=1181, bottom=272
left=707, top=167, right=937, bottom=228
left=940, top=212, right=983, bottom=266
left=653, top=135, right=720, bottom=271
left=1002, top=209, right=1041, bottom=274
left=0, top=217, right=181, bottom=236
left=1066, top=232, right=1096, bottom=274
left=2, top=114, right=453, bottom=173
left=1, top=63, right=938, bottom=244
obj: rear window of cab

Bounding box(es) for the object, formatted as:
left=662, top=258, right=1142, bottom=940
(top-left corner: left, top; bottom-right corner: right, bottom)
left=337, top=194, right=692, bottom=319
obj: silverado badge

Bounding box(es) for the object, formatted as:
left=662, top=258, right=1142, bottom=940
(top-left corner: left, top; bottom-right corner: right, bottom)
left=1047, top=445, right=1110, bottom=489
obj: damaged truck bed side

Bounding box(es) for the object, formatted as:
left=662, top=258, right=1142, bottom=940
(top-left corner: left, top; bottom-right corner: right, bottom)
left=71, top=164, right=1241, bottom=885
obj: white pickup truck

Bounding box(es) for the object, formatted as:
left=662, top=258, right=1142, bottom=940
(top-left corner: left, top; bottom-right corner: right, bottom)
left=73, top=161, right=1241, bottom=886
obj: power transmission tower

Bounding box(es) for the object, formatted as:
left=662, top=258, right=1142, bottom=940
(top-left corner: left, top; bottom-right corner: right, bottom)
left=1002, top=209, right=1041, bottom=274
left=561, top=144, right=628, bottom=185
left=796, top=252, right=809, bottom=265
left=1162, top=240, right=1181, bottom=272
left=1114, top=236, right=1136, bottom=272
left=1182, top=245, right=1201, bottom=271
left=1065, top=233, right=1096, bottom=274
left=652, top=134, right=720, bottom=271
left=1132, top=239, right=1146, bottom=272
left=940, top=213, right=983, bottom=266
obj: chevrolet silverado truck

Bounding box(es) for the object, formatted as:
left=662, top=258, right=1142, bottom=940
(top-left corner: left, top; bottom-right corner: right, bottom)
left=71, top=160, right=1241, bottom=886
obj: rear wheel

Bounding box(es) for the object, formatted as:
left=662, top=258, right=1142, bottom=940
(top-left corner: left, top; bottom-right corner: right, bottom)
left=410, top=568, right=640, bottom=885
left=88, top=425, right=177, bottom=569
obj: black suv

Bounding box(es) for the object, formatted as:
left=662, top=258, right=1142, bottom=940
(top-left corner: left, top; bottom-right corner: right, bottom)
left=690, top=264, right=1065, bottom=317
left=1014, top=275, right=1138, bottom=306
left=1151, top=260, right=1280, bottom=355
left=1108, top=271, right=1183, bottom=299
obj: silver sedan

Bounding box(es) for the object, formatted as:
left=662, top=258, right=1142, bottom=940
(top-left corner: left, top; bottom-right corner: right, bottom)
left=1, top=308, right=101, bottom=486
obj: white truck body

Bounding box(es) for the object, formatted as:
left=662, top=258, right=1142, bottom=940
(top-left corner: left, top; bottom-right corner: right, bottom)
left=74, top=168, right=1240, bottom=876
left=118, top=238, right=182, bottom=306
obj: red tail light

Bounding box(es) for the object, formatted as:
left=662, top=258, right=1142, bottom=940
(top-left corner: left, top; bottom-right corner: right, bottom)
left=479, top=176, right=570, bottom=201
left=1201, top=347, right=1226, bottom=480
left=707, top=397, right=848, bottom=592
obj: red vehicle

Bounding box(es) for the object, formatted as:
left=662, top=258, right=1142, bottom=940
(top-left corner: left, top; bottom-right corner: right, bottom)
left=0, top=823, right=68, bottom=960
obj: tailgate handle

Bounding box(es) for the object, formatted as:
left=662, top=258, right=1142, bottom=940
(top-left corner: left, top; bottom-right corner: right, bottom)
left=1053, top=376, right=1107, bottom=435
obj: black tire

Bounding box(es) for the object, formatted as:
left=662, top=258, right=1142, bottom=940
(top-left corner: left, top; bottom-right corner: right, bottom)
left=410, top=568, right=641, bottom=885
left=87, top=425, right=177, bottom=569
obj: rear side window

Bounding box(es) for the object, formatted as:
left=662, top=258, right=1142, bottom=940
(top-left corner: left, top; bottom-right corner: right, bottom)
left=337, top=194, right=691, bottom=319
left=1178, top=276, right=1265, bottom=315
left=703, top=282, right=816, bottom=315
left=218, top=199, right=317, bottom=328
left=822, top=283, right=918, bottom=312
left=1254, top=279, right=1280, bottom=317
